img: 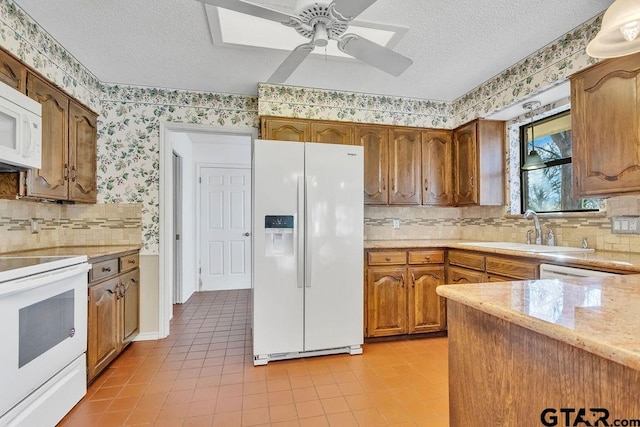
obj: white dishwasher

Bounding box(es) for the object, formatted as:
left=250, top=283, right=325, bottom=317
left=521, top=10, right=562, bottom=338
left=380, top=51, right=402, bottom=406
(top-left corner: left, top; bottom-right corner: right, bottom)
left=539, top=263, right=618, bottom=278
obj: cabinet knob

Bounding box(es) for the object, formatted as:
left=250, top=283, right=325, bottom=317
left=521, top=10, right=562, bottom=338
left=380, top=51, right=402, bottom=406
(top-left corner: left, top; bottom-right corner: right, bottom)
left=385, top=257, right=391, bottom=261
left=102, top=266, right=111, bottom=272
left=424, top=256, right=430, bottom=260
left=127, top=259, right=135, bottom=264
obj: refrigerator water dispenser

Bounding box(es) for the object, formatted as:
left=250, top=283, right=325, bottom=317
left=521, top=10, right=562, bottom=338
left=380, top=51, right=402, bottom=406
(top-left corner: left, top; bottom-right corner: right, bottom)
left=264, top=215, right=294, bottom=256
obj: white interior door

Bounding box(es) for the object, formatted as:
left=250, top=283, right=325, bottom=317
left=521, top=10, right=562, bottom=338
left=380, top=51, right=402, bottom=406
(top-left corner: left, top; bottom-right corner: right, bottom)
left=199, top=166, right=251, bottom=290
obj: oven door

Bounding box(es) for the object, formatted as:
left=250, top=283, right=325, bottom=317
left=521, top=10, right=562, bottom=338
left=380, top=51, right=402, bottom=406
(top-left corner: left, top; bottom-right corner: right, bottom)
left=0, top=263, right=89, bottom=416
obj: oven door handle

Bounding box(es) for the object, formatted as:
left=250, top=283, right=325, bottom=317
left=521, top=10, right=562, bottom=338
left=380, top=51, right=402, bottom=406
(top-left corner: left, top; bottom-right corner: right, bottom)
left=0, top=263, right=91, bottom=296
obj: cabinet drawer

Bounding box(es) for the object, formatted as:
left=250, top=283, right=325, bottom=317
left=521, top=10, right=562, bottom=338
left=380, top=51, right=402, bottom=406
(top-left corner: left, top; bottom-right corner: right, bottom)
left=120, top=253, right=139, bottom=272
left=408, top=250, right=444, bottom=265
left=486, top=256, right=538, bottom=280
left=368, top=251, right=407, bottom=265
left=448, top=250, right=485, bottom=271
left=448, top=266, right=485, bottom=284
left=90, top=258, right=119, bottom=282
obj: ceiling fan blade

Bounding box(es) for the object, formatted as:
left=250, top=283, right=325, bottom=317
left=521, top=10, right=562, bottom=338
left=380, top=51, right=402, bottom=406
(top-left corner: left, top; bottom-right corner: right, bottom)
left=267, top=43, right=315, bottom=83
left=330, top=0, right=378, bottom=20
left=338, top=34, right=412, bottom=77
left=197, top=0, right=294, bottom=23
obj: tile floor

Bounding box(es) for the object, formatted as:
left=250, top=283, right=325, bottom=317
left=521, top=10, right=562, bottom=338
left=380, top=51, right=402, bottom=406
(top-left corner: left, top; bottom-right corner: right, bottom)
left=59, top=290, right=449, bottom=426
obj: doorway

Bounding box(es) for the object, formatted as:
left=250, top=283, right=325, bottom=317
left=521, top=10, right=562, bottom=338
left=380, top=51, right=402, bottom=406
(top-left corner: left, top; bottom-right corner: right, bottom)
left=159, top=123, right=257, bottom=338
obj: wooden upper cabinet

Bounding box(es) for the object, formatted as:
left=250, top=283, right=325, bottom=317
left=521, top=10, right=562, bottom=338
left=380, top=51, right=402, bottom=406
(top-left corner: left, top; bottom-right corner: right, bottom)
left=422, top=129, right=453, bottom=206
left=452, top=119, right=504, bottom=206
left=311, top=122, right=355, bottom=145
left=25, top=73, right=69, bottom=200
left=453, top=122, right=478, bottom=205
left=0, top=49, right=26, bottom=93
left=69, top=101, right=98, bottom=203
left=571, top=52, right=640, bottom=197
left=262, top=117, right=309, bottom=142
left=389, top=128, right=421, bottom=205
left=359, top=126, right=389, bottom=205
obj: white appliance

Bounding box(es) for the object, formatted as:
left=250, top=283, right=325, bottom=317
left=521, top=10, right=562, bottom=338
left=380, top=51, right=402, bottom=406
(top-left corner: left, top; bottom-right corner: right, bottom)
left=252, top=140, right=364, bottom=365
left=539, top=263, right=618, bottom=278
left=0, top=255, right=90, bottom=427
left=0, top=82, right=42, bottom=172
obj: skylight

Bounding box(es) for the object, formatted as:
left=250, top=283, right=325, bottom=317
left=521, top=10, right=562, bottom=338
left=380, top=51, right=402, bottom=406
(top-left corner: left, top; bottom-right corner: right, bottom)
left=206, top=6, right=405, bottom=59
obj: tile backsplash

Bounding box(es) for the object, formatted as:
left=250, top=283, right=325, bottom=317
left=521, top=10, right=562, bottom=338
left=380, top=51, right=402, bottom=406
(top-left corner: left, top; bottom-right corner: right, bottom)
left=0, top=200, right=141, bottom=253
left=365, top=195, right=640, bottom=253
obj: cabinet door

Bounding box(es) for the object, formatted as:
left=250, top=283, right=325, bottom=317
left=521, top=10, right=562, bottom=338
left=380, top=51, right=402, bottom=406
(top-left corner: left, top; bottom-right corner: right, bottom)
left=453, top=122, right=478, bottom=206
left=448, top=266, right=485, bottom=284
left=359, top=126, right=389, bottom=205
left=25, top=73, right=69, bottom=200
left=366, top=267, right=406, bottom=337
left=262, top=118, right=309, bottom=142
left=0, top=49, right=26, bottom=93
left=87, top=278, right=119, bottom=382
left=311, top=122, right=355, bottom=145
left=69, top=101, right=97, bottom=202
left=119, top=269, right=140, bottom=347
left=572, top=53, right=640, bottom=197
left=408, top=266, right=445, bottom=334
left=422, top=130, right=453, bottom=206
left=389, top=128, right=421, bottom=204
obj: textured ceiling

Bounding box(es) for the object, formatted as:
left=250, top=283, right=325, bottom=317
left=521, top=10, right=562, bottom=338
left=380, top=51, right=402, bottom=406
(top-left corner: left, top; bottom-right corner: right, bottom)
left=13, top=0, right=613, bottom=101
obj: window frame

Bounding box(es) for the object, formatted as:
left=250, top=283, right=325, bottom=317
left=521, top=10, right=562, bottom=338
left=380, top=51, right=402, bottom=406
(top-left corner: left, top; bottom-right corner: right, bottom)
left=519, top=110, right=597, bottom=214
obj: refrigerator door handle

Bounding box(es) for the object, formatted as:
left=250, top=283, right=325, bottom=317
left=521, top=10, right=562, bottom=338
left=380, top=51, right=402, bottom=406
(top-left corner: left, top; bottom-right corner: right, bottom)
left=297, top=176, right=304, bottom=289
left=305, top=175, right=312, bottom=288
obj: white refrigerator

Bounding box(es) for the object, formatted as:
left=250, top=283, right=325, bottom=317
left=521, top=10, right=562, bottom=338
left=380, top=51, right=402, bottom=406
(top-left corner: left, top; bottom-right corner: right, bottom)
left=252, top=139, right=364, bottom=365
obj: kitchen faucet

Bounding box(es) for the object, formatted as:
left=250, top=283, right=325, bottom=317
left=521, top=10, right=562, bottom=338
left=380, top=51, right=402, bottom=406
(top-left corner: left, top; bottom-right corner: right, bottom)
left=524, top=209, right=542, bottom=244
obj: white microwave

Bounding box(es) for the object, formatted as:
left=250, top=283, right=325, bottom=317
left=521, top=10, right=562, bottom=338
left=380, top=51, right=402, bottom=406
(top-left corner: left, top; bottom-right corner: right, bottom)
left=0, top=82, right=42, bottom=172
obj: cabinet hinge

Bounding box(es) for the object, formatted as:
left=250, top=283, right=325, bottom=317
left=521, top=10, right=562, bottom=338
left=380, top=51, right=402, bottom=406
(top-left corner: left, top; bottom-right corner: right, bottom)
left=199, top=177, right=202, bottom=184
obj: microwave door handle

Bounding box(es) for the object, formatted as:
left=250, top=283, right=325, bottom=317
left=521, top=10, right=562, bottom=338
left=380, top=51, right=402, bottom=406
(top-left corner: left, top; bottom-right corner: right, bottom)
left=22, top=116, right=32, bottom=157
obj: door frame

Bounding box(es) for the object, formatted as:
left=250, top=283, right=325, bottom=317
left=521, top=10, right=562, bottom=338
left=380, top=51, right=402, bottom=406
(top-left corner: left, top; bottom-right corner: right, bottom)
left=172, top=151, right=183, bottom=304
left=159, top=122, right=257, bottom=339
left=196, top=163, right=252, bottom=292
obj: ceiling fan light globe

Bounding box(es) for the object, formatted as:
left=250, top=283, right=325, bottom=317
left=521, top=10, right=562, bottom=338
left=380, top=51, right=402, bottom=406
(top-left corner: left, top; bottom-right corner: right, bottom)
left=313, top=21, right=329, bottom=46
left=587, top=0, right=640, bottom=57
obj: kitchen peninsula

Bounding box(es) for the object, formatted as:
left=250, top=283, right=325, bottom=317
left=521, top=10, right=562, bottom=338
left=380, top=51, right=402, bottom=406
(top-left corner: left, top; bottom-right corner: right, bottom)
left=437, top=277, right=640, bottom=426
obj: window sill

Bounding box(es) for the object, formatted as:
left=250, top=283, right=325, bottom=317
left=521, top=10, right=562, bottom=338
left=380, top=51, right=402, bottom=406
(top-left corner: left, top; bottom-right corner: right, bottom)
left=505, top=210, right=607, bottom=220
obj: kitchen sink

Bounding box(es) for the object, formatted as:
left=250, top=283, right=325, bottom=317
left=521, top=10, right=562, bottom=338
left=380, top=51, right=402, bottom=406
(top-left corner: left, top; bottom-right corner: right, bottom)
left=459, top=242, right=594, bottom=253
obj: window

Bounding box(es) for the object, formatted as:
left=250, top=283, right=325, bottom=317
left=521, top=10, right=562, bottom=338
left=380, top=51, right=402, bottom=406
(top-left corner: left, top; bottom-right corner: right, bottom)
left=520, top=111, right=598, bottom=213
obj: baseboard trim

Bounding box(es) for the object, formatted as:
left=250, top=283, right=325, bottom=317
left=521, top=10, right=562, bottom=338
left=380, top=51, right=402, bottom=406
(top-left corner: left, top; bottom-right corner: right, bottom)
left=133, top=332, right=160, bottom=341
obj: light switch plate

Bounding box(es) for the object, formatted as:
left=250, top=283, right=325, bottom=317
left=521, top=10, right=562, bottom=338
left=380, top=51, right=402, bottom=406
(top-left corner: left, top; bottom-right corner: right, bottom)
left=392, top=219, right=400, bottom=229
left=611, top=216, right=640, bottom=234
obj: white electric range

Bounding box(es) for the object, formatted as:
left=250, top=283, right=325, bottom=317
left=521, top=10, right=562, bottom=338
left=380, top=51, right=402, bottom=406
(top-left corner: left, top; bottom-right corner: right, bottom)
left=0, top=255, right=90, bottom=427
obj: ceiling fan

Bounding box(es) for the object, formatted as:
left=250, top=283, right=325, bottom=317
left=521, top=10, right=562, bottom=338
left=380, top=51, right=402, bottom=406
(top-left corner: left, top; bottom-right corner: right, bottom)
left=198, top=0, right=413, bottom=83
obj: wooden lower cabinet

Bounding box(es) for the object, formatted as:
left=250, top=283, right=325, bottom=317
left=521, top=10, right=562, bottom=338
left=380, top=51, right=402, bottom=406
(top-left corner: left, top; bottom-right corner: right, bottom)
left=87, top=277, right=119, bottom=381
left=366, top=267, right=406, bottom=337
left=448, top=266, right=485, bottom=284
left=87, top=251, right=140, bottom=382
left=447, top=250, right=539, bottom=284
left=408, top=266, right=446, bottom=333
left=365, top=249, right=445, bottom=338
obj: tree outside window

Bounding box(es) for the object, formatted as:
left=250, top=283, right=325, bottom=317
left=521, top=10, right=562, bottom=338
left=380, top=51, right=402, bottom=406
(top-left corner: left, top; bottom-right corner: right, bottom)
left=521, top=111, right=598, bottom=213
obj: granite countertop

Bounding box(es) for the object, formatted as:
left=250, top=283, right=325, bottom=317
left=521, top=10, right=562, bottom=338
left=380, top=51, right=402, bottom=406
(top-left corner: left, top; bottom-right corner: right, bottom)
left=364, top=239, right=640, bottom=273
left=436, top=276, right=640, bottom=371
left=0, top=245, right=141, bottom=260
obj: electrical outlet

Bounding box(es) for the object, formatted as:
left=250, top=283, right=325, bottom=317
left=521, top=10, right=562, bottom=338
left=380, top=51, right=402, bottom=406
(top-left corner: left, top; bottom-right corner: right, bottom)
left=611, top=216, right=640, bottom=234
left=392, top=219, right=400, bottom=229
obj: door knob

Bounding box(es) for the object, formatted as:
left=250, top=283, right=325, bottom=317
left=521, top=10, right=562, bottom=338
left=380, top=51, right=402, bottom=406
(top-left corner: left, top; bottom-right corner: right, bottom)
left=243, top=232, right=250, bottom=236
